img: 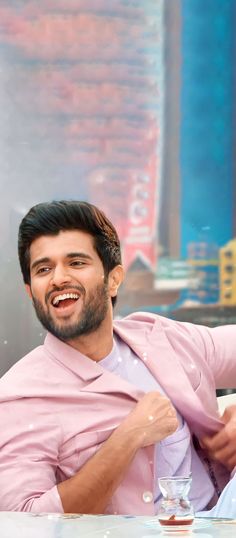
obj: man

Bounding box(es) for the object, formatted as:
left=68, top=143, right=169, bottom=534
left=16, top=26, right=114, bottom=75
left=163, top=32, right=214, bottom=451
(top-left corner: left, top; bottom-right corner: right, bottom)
left=0, top=199, right=236, bottom=515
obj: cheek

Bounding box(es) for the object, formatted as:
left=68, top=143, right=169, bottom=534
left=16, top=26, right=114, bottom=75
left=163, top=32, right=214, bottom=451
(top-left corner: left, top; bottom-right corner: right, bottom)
left=30, top=282, right=47, bottom=302
left=83, top=270, right=105, bottom=284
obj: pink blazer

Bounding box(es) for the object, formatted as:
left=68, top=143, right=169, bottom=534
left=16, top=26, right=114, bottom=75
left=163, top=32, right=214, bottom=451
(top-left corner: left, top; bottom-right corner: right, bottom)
left=0, top=312, right=235, bottom=514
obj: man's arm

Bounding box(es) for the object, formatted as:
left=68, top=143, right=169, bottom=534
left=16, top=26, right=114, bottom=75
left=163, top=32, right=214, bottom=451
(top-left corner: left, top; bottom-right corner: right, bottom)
left=58, top=392, right=178, bottom=514
left=58, top=421, right=139, bottom=513
left=58, top=391, right=178, bottom=513
left=196, top=324, right=236, bottom=389
left=0, top=391, right=178, bottom=513
left=163, top=321, right=236, bottom=472
left=194, top=324, right=236, bottom=470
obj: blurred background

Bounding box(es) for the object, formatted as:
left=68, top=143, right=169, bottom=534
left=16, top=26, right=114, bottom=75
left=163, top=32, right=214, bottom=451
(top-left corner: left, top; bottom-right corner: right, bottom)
left=0, top=0, right=235, bottom=379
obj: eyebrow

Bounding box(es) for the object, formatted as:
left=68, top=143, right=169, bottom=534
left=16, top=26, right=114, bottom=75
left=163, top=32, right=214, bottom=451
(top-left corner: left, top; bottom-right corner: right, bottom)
left=31, top=257, right=51, bottom=272
left=67, top=252, right=93, bottom=261
left=30, top=252, right=93, bottom=272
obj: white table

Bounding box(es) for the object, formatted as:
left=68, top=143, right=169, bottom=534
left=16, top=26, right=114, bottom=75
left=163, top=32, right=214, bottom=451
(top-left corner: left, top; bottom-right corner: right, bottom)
left=1, top=513, right=236, bottom=538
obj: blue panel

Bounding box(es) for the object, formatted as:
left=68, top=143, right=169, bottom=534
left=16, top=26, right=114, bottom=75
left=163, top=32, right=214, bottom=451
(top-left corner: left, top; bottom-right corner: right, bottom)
left=180, top=0, right=235, bottom=257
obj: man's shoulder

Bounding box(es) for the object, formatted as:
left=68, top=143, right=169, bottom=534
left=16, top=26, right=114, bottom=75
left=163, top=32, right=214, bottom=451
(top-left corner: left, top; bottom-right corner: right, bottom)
left=113, top=311, right=175, bottom=338
left=113, top=311, right=210, bottom=345
left=114, top=311, right=161, bottom=325
left=114, top=311, right=177, bottom=329
left=113, top=312, right=221, bottom=374
left=0, top=343, right=47, bottom=395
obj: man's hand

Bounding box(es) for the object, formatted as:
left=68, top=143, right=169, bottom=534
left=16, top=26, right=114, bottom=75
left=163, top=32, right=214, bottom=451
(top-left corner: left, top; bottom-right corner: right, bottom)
left=118, top=391, right=179, bottom=448
left=201, top=405, right=236, bottom=471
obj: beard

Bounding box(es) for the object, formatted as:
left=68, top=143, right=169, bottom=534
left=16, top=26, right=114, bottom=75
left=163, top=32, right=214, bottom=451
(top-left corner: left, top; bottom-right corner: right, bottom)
left=32, top=281, right=110, bottom=341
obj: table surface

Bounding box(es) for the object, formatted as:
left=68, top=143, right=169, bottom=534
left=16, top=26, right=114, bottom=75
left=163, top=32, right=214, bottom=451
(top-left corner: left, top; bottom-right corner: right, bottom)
left=1, top=513, right=236, bottom=538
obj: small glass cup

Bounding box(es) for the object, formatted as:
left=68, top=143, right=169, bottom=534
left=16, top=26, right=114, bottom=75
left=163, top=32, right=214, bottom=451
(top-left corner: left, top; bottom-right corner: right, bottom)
left=157, top=476, right=194, bottom=532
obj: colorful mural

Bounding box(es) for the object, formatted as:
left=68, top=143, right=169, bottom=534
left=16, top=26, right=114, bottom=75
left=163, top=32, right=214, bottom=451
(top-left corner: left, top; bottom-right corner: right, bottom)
left=0, top=0, right=165, bottom=374
left=0, top=0, right=165, bottom=269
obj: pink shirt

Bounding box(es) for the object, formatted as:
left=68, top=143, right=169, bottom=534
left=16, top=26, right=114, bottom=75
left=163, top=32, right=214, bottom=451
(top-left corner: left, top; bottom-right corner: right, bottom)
left=0, top=313, right=234, bottom=514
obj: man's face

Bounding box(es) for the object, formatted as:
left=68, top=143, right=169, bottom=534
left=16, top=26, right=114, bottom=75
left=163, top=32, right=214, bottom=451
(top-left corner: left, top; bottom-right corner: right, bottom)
left=26, top=230, right=113, bottom=341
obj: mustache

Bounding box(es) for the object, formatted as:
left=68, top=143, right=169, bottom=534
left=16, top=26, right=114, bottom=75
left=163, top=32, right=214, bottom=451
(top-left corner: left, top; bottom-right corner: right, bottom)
left=45, top=284, right=85, bottom=304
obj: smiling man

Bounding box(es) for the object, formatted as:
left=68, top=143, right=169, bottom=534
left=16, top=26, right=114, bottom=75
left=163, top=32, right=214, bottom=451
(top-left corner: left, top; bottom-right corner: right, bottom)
left=0, top=200, right=236, bottom=516
left=28, top=230, right=113, bottom=350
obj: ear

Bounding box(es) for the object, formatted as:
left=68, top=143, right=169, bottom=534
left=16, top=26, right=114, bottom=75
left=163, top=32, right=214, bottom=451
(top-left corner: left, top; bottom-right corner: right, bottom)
left=25, top=283, right=32, bottom=299
left=108, top=265, right=124, bottom=299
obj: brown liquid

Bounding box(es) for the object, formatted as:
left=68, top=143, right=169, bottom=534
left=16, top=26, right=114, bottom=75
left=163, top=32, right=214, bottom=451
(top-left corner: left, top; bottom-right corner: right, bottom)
left=159, top=518, right=194, bottom=526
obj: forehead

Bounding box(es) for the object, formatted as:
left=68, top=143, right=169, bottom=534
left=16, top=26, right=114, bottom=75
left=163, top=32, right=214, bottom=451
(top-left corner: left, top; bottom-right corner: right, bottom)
left=29, top=230, right=98, bottom=263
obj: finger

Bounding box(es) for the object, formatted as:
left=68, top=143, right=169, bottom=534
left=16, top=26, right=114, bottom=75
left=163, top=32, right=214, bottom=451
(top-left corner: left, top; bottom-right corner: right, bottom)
left=203, top=419, right=236, bottom=450
left=209, top=448, right=236, bottom=471
left=201, top=429, right=229, bottom=451
left=209, top=443, right=236, bottom=463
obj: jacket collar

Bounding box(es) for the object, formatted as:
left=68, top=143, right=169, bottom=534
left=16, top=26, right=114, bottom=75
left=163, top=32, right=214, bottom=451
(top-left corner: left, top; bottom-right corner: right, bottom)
left=44, top=331, right=143, bottom=401
left=44, top=332, right=104, bottom=382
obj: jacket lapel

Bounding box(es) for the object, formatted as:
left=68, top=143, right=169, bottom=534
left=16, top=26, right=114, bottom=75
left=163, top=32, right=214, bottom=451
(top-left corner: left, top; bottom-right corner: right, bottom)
left=45, top=332, right=144, bottom=401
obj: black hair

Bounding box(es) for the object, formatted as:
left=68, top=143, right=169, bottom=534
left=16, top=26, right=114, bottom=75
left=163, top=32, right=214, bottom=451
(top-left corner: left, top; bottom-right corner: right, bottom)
left=18, top=200, right=122, bottom=307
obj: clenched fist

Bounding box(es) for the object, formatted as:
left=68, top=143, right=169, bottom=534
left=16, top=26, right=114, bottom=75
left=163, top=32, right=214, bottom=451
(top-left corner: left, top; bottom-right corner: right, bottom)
left=118, top=391, right=178, bottom=449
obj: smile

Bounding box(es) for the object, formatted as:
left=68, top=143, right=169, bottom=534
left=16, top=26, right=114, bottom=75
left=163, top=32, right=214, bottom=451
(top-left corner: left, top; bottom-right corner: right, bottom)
left=52, top=292, right=80, bottom=308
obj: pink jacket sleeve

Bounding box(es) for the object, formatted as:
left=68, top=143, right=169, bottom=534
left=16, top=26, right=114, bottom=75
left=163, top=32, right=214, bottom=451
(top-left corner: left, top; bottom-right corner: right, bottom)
left=0, top=400, right=64, bottom=512
left=179, top=322, right=236, bottom=389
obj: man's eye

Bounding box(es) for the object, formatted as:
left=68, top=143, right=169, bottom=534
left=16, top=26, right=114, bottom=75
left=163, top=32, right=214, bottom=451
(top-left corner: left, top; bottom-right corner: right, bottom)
left=70, top=260, right=84, bottom=267
left=37, top=267, right=51, bottom=274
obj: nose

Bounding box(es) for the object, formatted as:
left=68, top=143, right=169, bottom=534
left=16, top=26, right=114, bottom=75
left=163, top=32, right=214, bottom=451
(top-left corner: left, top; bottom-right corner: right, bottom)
left=50, top=264, right=72, bottom=287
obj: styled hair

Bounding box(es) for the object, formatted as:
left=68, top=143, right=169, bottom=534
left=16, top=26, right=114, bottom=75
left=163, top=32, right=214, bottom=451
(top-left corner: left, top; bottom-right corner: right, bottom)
left=18, top=200, right=122, bottom=307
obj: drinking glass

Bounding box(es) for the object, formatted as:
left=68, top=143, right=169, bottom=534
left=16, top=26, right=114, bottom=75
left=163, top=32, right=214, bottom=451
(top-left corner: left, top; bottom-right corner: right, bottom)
left=157, top=476, right=194, bottom=532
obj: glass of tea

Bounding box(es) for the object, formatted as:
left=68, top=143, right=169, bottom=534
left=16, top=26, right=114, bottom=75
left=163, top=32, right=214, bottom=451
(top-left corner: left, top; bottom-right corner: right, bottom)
left=157, top=476, right=194, bottom=532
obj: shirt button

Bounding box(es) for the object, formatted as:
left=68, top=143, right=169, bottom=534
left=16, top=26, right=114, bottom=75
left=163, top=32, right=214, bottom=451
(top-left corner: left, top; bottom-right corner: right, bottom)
left=142, top=491, right=153, bottom=503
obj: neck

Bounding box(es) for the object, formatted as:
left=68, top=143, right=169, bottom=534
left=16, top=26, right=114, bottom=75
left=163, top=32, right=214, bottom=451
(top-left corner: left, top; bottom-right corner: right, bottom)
left=66, top=317, right=114, bottom=362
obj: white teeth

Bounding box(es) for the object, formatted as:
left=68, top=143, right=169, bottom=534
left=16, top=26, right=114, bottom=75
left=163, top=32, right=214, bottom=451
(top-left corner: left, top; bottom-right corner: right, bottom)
left=52, top=293, right=79, bottom=306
